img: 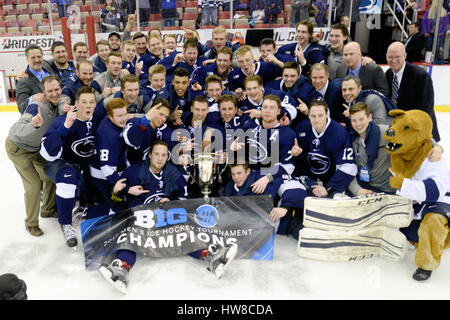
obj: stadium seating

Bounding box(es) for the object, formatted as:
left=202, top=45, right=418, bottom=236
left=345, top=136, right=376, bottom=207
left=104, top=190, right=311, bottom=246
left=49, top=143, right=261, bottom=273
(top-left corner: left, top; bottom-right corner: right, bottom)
left=0, top=0, right=434, bottom=37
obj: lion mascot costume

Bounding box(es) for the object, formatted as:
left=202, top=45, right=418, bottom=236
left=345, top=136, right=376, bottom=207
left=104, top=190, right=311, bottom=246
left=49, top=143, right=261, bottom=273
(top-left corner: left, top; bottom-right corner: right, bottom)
left=385, top=109, right=450, bottom=281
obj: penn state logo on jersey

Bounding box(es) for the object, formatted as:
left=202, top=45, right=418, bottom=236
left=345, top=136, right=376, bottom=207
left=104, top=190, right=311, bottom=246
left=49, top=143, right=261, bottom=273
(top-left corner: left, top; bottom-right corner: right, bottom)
left=248, top=138, right=268, bottom=163
left=143, top=192, right=165, bottom=204
left=307, top=152, right=330, bottom=175
left=71, top=136, right=95, bottom=158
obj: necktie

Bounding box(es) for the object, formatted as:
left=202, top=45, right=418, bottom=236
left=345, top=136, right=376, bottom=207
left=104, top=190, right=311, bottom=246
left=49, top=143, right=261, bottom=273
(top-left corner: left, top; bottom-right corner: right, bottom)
left=391, top=74, right=399, bottom=106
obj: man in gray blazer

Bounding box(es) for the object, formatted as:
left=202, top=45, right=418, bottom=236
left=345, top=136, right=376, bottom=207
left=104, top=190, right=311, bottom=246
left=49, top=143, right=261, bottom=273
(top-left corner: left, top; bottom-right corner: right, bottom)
left=336, top=42, right=390, bottom=97
left=16, top=45, right=55, bottom=114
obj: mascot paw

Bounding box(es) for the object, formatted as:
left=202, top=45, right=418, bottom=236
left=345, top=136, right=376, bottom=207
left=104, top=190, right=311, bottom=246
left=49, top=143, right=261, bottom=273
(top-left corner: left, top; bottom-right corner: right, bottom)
left=389, top=167, right=405, bottom=189
left=390, top=174, right=405, bottom=189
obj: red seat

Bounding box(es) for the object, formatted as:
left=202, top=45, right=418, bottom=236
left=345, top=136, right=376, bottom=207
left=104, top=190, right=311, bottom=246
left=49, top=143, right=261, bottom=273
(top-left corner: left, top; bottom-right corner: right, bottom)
left=7, top=8, right=18, bottom=15
left=183, top=12, right=197, bottom=20
left=23, top=18, right=37, bottom=29
left=185, top=1, right=197, bottom=7
left=9, top=20, right=20, bottom=27
left=150, top=13, right=162, bottom=20
left=218, top=11, right=230, bottom=19
left=234, top=24, right=249, bottom=29
left=80, top=5, right=90, bottom=12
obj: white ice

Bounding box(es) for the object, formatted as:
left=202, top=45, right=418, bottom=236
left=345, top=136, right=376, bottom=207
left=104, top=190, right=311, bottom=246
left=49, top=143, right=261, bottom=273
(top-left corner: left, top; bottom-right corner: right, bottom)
left=0, top=111, right=449, bottom=300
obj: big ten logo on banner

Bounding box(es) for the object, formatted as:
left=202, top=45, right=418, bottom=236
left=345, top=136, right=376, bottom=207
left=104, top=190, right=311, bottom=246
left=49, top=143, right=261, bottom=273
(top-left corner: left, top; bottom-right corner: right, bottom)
left=195, top=204, right=219, bottom=228
left=134, top=204, right=220, bottom=229
left=134, top=208, right=188, bottom=229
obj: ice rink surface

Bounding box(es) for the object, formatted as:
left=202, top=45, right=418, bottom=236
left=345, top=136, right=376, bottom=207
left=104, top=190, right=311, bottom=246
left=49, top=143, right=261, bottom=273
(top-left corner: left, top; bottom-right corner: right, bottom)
left=0, top=111, right=449, bottom=301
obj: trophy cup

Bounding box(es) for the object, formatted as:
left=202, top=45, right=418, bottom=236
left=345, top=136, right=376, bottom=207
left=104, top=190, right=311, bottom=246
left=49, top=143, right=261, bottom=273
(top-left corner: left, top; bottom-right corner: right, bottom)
left=184, top=152, right=227, bottom=200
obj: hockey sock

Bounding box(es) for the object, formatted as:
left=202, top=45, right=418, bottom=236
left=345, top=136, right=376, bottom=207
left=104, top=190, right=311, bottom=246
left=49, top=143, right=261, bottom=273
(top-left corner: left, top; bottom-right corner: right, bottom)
left=188, top=249, right=209, bottom=259
left=116, top=250, right=136, bottom=269
left=56, top=195, right=76, bottom=225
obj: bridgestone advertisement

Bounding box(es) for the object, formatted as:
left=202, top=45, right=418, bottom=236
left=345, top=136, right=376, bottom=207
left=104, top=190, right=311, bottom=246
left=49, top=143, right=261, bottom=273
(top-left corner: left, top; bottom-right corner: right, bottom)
left=80, top=195, right=276, bottom=270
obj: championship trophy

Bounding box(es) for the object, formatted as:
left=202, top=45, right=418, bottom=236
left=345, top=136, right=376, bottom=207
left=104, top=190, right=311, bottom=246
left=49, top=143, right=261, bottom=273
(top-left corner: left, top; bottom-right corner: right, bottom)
left=184, top=152, right=228, bottom=200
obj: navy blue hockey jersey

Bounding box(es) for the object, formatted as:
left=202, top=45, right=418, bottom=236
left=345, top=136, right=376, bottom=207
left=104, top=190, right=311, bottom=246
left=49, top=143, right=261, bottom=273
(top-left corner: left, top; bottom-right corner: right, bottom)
left=40, top=105, right=105, bottom=166
left=226, top=61, right=281, bottom=92
left=295, top=117, right=357, bottom=192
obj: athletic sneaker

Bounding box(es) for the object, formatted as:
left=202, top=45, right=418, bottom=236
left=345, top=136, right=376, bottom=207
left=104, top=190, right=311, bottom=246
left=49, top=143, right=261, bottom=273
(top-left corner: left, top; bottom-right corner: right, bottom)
left=98, top=259, right=129, bottom=294
left=204, top=243, right=238, bottom=279
left=61, top=224, right=78, bottom=249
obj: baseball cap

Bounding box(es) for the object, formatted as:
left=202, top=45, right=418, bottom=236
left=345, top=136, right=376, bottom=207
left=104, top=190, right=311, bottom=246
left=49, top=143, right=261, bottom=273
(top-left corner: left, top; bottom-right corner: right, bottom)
left=108, top=32, right=121, bottom=40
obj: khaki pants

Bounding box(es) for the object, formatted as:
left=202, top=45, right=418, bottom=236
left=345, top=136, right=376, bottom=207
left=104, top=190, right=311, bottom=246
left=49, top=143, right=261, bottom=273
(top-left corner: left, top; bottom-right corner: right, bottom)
left=5, top=137, right=56, bottom=228
left=415, top=213, right=450, bottom=271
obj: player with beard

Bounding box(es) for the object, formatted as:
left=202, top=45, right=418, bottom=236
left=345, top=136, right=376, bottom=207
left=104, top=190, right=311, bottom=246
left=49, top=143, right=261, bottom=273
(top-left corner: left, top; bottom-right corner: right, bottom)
left=48, top=41, right=77, bottom=89
left=62, top=60, right=95, bottom=105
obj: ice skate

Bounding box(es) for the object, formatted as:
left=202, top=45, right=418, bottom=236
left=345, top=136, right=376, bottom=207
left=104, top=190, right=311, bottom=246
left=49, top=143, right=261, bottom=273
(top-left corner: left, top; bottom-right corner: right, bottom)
left=61, top=224, right=78, bottom=251
left=204, top=243, right=238, bottom=279
left=72, top=205, right=87, bottom=225
left=98, top=259, right=129, bottom=294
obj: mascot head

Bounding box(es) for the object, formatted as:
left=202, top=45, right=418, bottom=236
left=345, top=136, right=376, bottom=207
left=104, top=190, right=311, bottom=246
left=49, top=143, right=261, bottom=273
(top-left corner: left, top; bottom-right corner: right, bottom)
left=384, top=109, right=433, bottom=156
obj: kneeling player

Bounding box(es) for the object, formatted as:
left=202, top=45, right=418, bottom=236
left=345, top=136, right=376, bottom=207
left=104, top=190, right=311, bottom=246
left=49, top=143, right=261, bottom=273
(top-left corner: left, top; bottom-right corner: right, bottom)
left=40, top=86, right=103, bottom=249
left=98, top=141, right=238, bottom=294
left=225, top=162, right=307, bottom=239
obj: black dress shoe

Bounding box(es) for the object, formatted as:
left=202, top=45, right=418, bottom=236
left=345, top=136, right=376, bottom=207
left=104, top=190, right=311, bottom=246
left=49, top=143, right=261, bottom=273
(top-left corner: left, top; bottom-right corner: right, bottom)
left=413, top=268, right=432, bottom=281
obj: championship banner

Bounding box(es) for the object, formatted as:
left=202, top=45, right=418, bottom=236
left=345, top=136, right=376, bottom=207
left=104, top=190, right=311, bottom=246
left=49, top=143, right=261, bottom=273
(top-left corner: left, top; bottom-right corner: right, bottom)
left=80, top=195, right=276, bottom=270
left=359, top=0, right=384, bottom=14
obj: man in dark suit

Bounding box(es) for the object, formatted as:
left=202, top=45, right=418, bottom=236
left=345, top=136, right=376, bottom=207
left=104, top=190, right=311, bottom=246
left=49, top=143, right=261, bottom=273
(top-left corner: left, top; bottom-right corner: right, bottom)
left=405, top=22, right=425, bottom=63
left=385, top=41, right=440, bottom=141
left=336, top=42, right=390, bottom=97
left=16, top=45, right=55, bottom=114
